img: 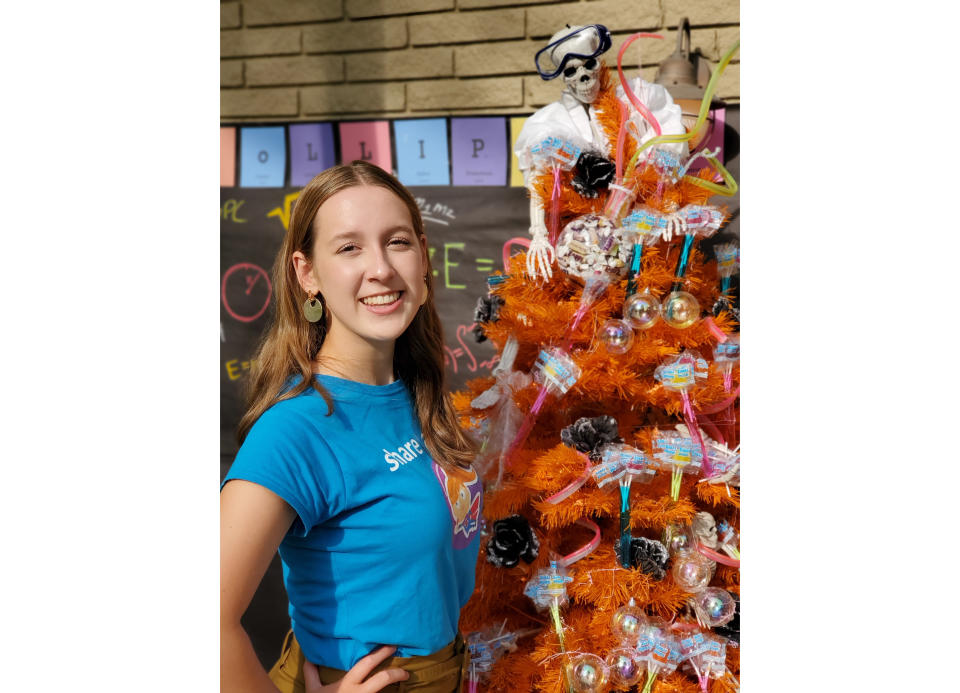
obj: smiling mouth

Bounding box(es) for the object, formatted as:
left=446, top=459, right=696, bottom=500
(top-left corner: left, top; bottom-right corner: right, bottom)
left=360, top=291, right=402, bottom=306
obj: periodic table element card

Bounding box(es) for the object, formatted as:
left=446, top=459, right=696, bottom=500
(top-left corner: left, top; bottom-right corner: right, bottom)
left=509, top=116, right=528, bottom=187
left=451, top=117, right=507, bottom=186
left=221, top=127, right=236, bottom=187
left=339, top=121, right=392, bottom=173
left=394, top=118, right=450, bottom=186
left=239, top=126, right=286, bottom=188
left=289, top=123, right=336, bottom=186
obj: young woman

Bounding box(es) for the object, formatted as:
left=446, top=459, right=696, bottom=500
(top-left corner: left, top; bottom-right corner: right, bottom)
left=221, top=161, right=483, bottom=693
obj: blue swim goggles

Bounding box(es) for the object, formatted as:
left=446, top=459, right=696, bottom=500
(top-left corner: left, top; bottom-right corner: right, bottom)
left=534, top=24, right=612, bottom=81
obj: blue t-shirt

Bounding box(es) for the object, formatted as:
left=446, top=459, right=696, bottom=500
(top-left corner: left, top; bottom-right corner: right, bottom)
left=223, top=374, right=483, bottom=670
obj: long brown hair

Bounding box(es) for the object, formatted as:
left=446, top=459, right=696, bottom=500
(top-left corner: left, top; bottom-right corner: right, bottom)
left=238, top=161, right=477, bottom=472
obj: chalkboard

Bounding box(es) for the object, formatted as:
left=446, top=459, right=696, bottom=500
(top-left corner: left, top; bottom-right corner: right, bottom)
left=220, top=107, right=740, bottom=669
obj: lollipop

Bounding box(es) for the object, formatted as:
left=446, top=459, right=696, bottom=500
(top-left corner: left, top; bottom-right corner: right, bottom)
left=654, top=351, right=714, bottom=480
left=638, top=631, right=681, bottom=693
left=601, top=444, right=654, bottom=567
left=523, top=560, right=573, bottom=650
left=651, top=430, right=704, bottom=501
left=528, top=135, right=582, bottom=245
left=465, top=623, right=539, bottom=693
left=678, top=629, right=727, bottom=693
left=621, top=207, right=667, bottom=302
left=712, top=242, right=740, bottom=326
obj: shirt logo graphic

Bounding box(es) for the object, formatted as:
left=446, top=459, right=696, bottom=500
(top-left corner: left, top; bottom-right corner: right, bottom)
left=432, top=462, right=483, bottom=548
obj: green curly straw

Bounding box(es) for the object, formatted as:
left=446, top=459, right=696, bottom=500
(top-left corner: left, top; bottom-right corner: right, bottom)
left=624, top=40, right=740, bottom=196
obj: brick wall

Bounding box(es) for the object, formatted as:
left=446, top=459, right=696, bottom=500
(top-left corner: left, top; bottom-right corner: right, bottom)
left=221, top=0, right=740, bottom=121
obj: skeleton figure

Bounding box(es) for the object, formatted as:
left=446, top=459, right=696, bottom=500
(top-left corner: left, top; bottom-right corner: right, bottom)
left=692, top=511, right=719, bottom=549
left=515, top=24, right=689, bottom=281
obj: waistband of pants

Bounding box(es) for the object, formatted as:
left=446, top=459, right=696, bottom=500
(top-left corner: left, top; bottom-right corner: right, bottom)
left=271, top=629, right=467, bottom=692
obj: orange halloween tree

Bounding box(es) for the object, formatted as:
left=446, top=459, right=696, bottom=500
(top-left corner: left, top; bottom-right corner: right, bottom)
left=455, top=40, right=741, bottom=693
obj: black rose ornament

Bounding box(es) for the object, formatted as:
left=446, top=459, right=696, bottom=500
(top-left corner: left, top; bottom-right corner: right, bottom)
left=472, top=294, right=505, bottom=343
left=560, top=415, right=620, bottom=459
left=628, top=537, right=669, bottom=580
left=485, top=515, right=539, bottom=568
left=571, top=152, right=616, bottom=198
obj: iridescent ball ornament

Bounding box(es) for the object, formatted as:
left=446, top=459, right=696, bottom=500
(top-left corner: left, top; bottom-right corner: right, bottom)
left=610, top=601, right=646, bottom=646
left=671, top=551, right=713, bottom=592
left=565, top=653, right=609, bottom=693
left=663, top=523, right=693, bottom=556
left=601, top=319, right=634, bottom=354
left=623, top=290, right=661, bottom=330
left=694, top=587, right=736, bottom=627
left=662, top=290, right=700, bottom=329
left=606, top=648, right=643, bottom=688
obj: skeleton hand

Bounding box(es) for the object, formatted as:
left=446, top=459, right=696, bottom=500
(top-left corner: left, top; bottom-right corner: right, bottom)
left=526, top=224, right=555, bottom=281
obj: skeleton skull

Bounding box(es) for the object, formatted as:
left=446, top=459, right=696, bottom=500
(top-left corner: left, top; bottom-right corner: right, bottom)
left=692, top=511, right=718, bottom=549
left=561, top=56, right=601, bottom=104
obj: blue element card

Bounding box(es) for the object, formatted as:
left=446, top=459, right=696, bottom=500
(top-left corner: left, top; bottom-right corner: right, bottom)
left=239, top=126, right=286, bottom=187
left=394, top=118, right=450, bottom=186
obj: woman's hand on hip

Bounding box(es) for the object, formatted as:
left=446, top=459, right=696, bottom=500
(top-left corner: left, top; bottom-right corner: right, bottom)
left=304, top=646, right=409, bottom=692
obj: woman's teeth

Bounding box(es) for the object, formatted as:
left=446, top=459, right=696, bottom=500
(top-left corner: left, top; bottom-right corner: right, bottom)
left=361, top=292, right=400, bottom=306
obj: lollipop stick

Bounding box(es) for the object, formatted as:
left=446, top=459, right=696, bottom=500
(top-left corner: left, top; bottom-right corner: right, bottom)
left=548, top=165, right=562, bottom=245
left=681, top=390, right=713, bottom=477
left=618, top=478, right=632, bottom=568
left=671, top=466, right=682, bottom=501
left=550, top=599, right=566, bottom=651
left=641, top=669, right=658, bottom=693
left=671, top=234, right=695, bottom=292
left=504, top=384, right=549, bottom=466
left=625, top=243, right=643, bottom=297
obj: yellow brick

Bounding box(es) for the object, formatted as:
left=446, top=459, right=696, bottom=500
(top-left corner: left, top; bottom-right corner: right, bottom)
left=347, top=0, right=454, bottom=18
left=302, top=82, right=406, bottom=114
left=221, top=27, right=302, bottom=58
left=455, top=40, right=539, bottom=76
left=246, top=55, right=344, bottom=86
left=304, top=18, right=407, bottom=53
left=523, top=75, right=560, bottom=108
left=221, top=2, right=240, bottom=29
left=220, top=60, right=244, bottom=87
left=410, top=9, right=525, bottom=45
left=220, top=88, right=299, bottom=117
left=461, top=0, right=562, bottom=7
left=527, top=0, right=660, bottom=38
left=244, top=0, right=342, bottom=26
left=661, top=0, right=740, bottom=28
left=408, top=77, right=522, bottom=110
left=346, top=47, right=453, bottom=81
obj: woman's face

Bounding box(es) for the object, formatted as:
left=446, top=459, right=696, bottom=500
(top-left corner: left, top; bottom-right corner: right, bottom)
left=298, top=184, right=428, bottom=351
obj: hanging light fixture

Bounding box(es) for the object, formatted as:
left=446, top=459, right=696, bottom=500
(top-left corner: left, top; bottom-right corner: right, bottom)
left=654, top=17, right=722, bottom=152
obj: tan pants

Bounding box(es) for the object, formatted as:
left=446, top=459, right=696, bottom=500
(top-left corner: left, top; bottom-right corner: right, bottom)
left=268, top=630, right=467, bottom=693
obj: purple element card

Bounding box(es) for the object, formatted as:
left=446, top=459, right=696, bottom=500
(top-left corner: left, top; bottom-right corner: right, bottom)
left=289, top=123, right=336, bottom=186
left=338, top=121, right=392, bottom=172
left=451, top=117, right=507, bottom=186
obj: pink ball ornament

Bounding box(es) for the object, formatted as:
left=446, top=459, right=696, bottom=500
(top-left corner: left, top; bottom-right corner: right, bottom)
left=694, top=587, right=736, bottom=627
left=610, top=602, right=646, bottom=646
left=601, top=319, right=634, bottom=354
left=671, top=551, right=713, bottom=592
left=565, top=653, right=609, bottom=693
left=606, top=648, right=643, bottom=688
left=623, top=290, right=661, bottom=330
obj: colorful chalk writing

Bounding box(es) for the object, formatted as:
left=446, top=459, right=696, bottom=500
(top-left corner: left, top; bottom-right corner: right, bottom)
left=267, top=191, right=302, bottom=231
left=221, top=262, right=272, bottom=323
left=225, top=358, right=258, bottom=381
left=443, top=323, right=499, bottom=375
left=221, top=199, right=247, bottom=223
left=444, top=243, right=466, bottom=290
left=414, top=196, right=457, bottom=226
